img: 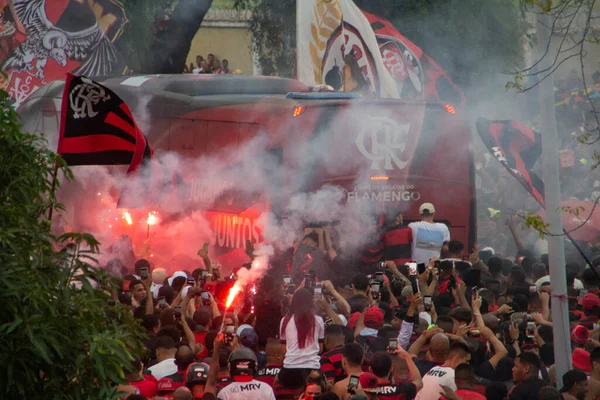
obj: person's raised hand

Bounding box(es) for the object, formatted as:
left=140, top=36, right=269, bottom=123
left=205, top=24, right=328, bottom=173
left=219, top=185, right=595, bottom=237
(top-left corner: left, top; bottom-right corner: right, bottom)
left=322, top=280, right=335, bottom=293
left=412, top=292, right=423, bottom=307
left=509, top=322, right=520, bottom=341
left=428, top=257, right=438, bottom=269
left=455, top=324, right=470, bottom=338
left=531, top=312, right=546, bottom=325
left=423, top=326, right=442, bottom=340
left=472, top=295, right=482, bottom=312
left=418, top=267, right=430, bottom=283
left=393, top=346, right=414, bottom=360
left=469, top=244, right=480, bottom=264
left=197, top=242, right=209, bottom=258
left=457, top=281, right=467, bottom=297
left=539, top=291, right=550, bottom=303
left=214, top=332, right=225, bottom=352
left=497, top=304, right=513, bottom=315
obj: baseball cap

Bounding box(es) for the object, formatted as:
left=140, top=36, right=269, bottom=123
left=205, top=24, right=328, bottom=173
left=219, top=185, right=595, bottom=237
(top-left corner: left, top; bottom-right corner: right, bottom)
left=230, top=346, right=258, bottom=363
left=229, top=347, right=257, bottom=382
left=237, top=324, right=253, bottom=337
left=364, top=307, right=384, bottom=328
left=572, top=348, right=592, bottom=372
left=347, top=312, right=361, bottom=329
left=571, top=325, right=590, bottom=346
left=168, top=271, right=187, bottom=286
left=359, top=372, right=381, bottom=393
left=157, top=377, right=177, bottom=393
left=580, top=293, right=600, bottom=310
left=185, top=362, right=210, bottom=387
left=561, top=369, right=587, bottom=392
left=419, top=203, right=436, bottom=215
left=239, top=327, right=259, bottom=349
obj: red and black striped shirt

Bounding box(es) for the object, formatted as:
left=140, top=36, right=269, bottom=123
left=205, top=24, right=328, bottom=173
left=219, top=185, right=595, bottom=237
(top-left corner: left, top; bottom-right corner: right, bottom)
left=320, top=345, right=345, bottom=383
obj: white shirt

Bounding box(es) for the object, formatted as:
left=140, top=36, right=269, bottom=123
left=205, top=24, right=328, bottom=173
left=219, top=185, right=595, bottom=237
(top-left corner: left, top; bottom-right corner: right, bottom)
left=415, top=365, right=456, bottom=400
left=147, top=358, right=176, bottom=380
left=280, top=315, right=325, bottom=369
left=408, top=221, right=450, bottom=264
left=218, top=379, right=276, bottom=400
left=536, top=275, right=583, bottom=291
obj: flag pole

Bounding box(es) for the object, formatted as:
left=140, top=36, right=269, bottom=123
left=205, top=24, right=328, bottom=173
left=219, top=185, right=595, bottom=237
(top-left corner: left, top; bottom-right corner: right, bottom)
left=535, top=13, right=571, bottom=386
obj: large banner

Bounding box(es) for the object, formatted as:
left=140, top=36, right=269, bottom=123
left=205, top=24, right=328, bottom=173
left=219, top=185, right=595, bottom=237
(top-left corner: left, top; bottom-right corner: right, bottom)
left=297, top=0, right=465, bottom=104
left=297, top=0, right=400, bottom=98
left=0, top=0, right=127, bottom=106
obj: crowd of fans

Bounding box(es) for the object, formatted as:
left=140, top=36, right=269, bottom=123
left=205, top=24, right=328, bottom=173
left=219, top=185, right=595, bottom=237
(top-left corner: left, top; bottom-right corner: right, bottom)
left=184, top=54, right=234, bottom=75
left=107, top=202, right=600, bottom=400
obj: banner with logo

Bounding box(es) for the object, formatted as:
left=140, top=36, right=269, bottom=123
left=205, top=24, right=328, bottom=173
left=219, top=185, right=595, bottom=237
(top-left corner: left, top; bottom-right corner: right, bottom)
left=0, top=0, right=127, bottom=106
left=296, top=0, right=400, bottom=98
left=363, top=11, right=465, bottom=105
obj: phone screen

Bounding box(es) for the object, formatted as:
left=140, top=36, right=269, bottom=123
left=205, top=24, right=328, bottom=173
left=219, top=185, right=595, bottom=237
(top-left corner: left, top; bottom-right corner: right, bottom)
left=226, top=325, right=234, bottom=333
left=201, top=270, right=208, bottom=277
left=314, top=283, right=322, bottom=295
left=375, top=272, right=384, bottom=283
left=283, top=275, right=291, bottom=285
left=139, top=267, right=149, bottom=279
left=526, top=322, right=535, bottom=338
left=408, top=262, right=417, bottom=276
left=423, top=296, right=432, bottom=310
left=174, top=306, right=182, bottom=314
left=157, top=296, right=167, bottom=306
left=349, top=376, right=359, bottom=389
left=201, top=291, right=210, bottom=300
left=389, top=339, right=398, bottom=350
left=370, top=283, right=380, bottom=292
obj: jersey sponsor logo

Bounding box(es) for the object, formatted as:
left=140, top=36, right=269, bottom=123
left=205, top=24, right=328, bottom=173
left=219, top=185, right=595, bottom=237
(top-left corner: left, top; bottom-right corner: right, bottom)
left=426, top=369, right=447, bottom=377
left=258, top=367, right=281, bottom=376
left=380, top=385, right=398, bottom=394
left=239, top=383, right=262, bottom=391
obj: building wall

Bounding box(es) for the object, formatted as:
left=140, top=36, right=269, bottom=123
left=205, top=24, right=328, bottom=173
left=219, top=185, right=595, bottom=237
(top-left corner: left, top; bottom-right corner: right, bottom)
left=185, top=9, right=255, bottom=74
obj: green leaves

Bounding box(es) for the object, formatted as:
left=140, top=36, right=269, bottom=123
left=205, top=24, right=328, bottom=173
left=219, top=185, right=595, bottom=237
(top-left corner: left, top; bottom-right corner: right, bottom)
left=0, top=89, right=146, bottom=399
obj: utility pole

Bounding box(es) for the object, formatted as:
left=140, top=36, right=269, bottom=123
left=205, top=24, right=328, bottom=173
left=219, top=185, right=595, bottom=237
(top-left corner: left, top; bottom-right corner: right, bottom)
left=535, top=13, right=571, bottom=385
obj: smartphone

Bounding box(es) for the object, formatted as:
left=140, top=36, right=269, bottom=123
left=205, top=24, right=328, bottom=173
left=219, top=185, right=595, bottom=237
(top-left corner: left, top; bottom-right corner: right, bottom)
left=370, top=281, right=380, bottom=297
left=579, top=288, right=588, bottom=300
left=526, top=321, right=535, bottom=338
left=139, top=267, right=149, bottom=280
left=408, top=262, right=418, bottom=276
left=213, top=264, right=221, bottom=280
left=417, top=263, right=426, bottom=275
left=529, top=285, right=537, bottom=293
left=225, top=324, right=235, bottom=344
left=157, top=296, right=168, bottom=307
left=201, top=270, right=208, bottom=278
left=283, top=275, right=291, bottom=285
left=410, top=277, right=420, bottom=294
left=325, top=318, right=334, bottom=326
left=201, top=291, right=211, bottom=306
left=187, top=277, right=195, bottom=286
left=423, top=295, right=432, bottom=311
left=305, top=273, right=314, bottom=290
left=375, top=271, right=384, bottom=283
left=314, top=282, right=323, bottom=299
left=348, top=375, right=360, bottom=391
left=471, top=287, right=478, bottom=297
left=389, top=338, right=398, bottom=351
left=379, top=261, right=387, bottom=269
left=286, top=283, right=296, bottom=294
left=174, top=306, right=182, bottom=314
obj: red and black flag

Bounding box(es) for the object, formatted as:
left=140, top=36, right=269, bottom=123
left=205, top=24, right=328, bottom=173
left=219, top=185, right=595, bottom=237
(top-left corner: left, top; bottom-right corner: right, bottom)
left=476, top=118, right=545, bottom=207
left=58, top=73, right=177, bottom=207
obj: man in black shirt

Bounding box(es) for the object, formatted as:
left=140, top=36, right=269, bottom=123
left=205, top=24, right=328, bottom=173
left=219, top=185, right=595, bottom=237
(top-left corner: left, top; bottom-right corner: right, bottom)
left=509, top=352, right=547, bottom=400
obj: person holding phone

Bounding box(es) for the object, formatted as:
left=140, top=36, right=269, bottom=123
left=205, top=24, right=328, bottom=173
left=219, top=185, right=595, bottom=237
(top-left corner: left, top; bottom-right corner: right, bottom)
left=332, top=343, right=365, bottom=400
left=371, top=349, right=422, bottom=399
left=279, top=288, right=325, bottom=373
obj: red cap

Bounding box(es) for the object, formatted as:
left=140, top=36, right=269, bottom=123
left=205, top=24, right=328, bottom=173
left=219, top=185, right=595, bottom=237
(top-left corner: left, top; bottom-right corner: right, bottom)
left=359, top=373, right=381, bottom=393
left=580, top=293, right=600, bottom=310
left=347, top=312, right=360, bottom=329
left=364, top=307, right=384, bottom=328
left=572, top=348, right=592, bottom=372
left=571, top=325, right=590, bottom=346
left=157, top=377, right=176, bottom=393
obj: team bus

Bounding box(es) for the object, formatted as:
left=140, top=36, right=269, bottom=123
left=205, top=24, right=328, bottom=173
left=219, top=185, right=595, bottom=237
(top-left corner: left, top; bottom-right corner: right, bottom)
left=17, top=74, right=475, bottom=268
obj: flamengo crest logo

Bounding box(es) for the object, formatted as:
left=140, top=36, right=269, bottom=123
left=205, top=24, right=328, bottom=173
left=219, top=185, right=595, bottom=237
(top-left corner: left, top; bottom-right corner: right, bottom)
left=355, top=116, right=410, bottom=170
left=69, top=77, right=110, bottom=119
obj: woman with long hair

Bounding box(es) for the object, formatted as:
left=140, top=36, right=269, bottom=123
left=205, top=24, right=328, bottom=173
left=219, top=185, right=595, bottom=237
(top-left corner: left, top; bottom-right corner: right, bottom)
left=279, top=288, right=325, bottom=372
